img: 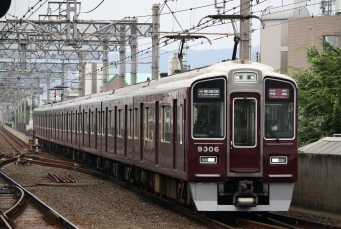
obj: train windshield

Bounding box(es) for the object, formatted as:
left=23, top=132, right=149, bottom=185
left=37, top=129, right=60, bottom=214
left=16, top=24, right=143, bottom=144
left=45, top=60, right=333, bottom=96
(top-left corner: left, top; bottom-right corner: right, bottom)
left=192, top=78, right=226, bottom=138
left=264, top=79, right=295, bottom=139
left=233, top=98, right=256, bottom=147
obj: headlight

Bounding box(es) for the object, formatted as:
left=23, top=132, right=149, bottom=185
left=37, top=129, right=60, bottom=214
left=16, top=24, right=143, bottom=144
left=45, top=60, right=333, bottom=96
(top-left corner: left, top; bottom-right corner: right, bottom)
left=200, top=156, right=217, bottom=164
left=270, top=156, right=287, bottom=164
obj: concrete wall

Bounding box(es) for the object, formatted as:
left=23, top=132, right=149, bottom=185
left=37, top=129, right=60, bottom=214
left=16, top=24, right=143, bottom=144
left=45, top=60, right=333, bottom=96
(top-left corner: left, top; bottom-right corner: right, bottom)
left=292, top=153, right=341, bottom=214
left=288, top=15, right=341, bottom=71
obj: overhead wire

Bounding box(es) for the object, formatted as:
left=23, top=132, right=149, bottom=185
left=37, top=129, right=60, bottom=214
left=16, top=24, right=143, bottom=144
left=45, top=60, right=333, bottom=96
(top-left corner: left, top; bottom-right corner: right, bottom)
left=3, top=0, right=338, bottom=97
left=79, top=0, right=335, bottom=82
left=57, top=0, right=258, bottom=85
left=77, top=0, right=105, bottom=16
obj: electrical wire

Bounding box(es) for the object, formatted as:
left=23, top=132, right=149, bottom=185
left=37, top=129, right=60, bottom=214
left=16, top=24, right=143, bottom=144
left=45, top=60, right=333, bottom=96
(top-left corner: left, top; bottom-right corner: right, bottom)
left=2, top=0, right=339, bottom=99
left=78, top=0, right=105, bottom=16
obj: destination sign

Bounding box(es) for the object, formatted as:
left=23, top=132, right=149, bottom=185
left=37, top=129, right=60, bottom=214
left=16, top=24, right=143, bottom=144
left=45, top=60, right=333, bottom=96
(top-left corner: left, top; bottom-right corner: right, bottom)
left=269, top=88, right=289, bottom=99
left=198, top=88, right=220, bottom=98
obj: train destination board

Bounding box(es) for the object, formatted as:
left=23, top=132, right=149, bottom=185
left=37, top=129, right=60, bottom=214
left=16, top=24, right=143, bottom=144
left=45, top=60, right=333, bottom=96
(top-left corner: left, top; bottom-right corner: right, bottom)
left=269, top=88, right=289, bottom=99
left=198, top=88, right=220, bottom=98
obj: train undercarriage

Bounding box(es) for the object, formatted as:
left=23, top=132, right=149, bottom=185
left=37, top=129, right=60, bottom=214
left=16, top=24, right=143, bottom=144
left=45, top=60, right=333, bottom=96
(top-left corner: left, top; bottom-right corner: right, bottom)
left=40, top=139, right=294, bottom=212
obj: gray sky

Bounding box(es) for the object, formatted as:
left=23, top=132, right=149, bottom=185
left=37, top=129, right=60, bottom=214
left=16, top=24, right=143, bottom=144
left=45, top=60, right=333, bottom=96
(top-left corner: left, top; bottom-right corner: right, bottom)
left=5, top=0, right=333, bottom=51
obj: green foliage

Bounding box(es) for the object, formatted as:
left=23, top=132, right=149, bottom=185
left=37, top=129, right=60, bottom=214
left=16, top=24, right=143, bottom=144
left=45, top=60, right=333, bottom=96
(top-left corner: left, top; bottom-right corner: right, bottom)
left=11, top=102, right=38, bottom=124
left=291, top=42, right=341, bottom=146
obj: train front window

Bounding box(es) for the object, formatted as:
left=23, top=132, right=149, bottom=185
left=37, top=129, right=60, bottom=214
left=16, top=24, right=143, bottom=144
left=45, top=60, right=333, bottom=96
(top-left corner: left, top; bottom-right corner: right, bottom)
left=192, top=78, right=225, bottom=139
left=264, top=79, right=295, bottom=139
left=233, top=98, right=256, bottom=147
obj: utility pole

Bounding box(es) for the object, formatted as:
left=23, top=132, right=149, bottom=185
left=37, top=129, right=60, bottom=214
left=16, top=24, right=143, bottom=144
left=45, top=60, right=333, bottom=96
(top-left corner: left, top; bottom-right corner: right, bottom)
left=152, top=4, right=160, bottom=80
left=37, top=76, right=41, bottom=107
left=78, top=52, right=84, bottom=97
left=61, top=61, right=65, bottom=101
left=130, top=18, right=138, bottom=85
left=240, top=0, right=251, bottom=61
left=119, top=25, right=126, bottom=87
left=102, top=37, right=109, bottom=92
left=24, top=96, right=26, bottom=124
left=47, top=74, right=51, bottom=104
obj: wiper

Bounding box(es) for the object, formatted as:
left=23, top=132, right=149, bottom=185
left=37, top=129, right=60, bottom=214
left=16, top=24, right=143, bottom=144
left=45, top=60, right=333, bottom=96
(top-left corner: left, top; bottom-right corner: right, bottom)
left=265, top=120, right=280, bottom=143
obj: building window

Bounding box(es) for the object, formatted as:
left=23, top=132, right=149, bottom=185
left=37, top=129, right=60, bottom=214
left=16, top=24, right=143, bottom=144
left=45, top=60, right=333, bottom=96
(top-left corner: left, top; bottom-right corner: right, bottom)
left=323, top=35, right=340, bottom=48
left=162, top=106, right=171, bottom=142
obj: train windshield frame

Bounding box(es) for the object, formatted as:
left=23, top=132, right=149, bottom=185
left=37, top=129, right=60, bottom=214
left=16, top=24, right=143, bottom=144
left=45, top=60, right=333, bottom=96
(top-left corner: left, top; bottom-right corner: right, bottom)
left=264, top=78, right=295, bottom=140
left=192, top=77, right=226, bottom=139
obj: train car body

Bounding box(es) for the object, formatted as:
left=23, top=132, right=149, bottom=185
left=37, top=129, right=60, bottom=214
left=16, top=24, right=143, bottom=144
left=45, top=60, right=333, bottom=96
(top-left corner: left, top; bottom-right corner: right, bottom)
left=34, top=60, right=298, bottom=212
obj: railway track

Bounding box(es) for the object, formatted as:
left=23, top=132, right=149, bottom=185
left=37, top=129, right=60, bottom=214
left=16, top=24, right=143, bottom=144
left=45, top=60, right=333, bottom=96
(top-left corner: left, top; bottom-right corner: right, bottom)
left=38, top=150, right=341, bottom=229
left=2, top=153, right=292, bottom=229
left=2, top=128, right=340, bottom=228
left=0, top=168, right=78, bottom=229
left=0, top=130, right=78, bottom=229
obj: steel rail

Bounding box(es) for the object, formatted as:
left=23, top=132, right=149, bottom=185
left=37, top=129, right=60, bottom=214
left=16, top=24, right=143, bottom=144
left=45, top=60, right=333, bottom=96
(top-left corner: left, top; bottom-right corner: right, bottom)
left=108, top=177, right=235, bottom=229
left=0, top=133, right=21, bottom=155
left=268, top=212, right=341, bottom=229
left=0, top=215, right=12, bottom=229
left=0, top=128, right=27, bottom=153
left=0, top=171, right=78, bottom=229
left=3, top=186, right=24, bottom=216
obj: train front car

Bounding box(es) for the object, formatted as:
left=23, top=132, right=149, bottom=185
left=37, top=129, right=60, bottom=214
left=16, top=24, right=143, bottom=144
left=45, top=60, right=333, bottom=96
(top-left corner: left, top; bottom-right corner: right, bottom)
left=188, top=61, right=297, bottom=212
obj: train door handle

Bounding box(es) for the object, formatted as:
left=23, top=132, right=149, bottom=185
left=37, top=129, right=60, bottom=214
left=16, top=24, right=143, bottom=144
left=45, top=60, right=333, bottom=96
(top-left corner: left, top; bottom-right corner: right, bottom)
left=230, top=141, right=232, bottom=150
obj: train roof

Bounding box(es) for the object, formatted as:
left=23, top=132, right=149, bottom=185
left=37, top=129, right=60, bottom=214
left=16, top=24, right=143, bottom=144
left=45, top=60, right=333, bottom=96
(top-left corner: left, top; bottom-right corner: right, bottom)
left=34, top=61, right=296, bottom=111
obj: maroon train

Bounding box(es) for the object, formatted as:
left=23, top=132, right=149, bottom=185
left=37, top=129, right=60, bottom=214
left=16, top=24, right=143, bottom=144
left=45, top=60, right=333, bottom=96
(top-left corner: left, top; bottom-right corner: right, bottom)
left=34, top=60, right=298, bottom=211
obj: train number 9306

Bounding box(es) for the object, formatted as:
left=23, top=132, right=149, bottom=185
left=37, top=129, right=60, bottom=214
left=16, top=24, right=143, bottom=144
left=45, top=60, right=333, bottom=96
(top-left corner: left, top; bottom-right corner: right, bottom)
left=198, top=146, right=219, bottom=153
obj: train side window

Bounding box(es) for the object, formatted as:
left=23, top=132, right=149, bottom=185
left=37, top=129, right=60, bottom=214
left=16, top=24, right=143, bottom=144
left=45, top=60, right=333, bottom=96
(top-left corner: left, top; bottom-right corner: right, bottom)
left=102, top=111, right=105, bottom=135
left=97, top=110, right=101, bottom=135
left=80, top=112, right=83, bottom=134
left=64, top=113, right=66, bottom=132
left=89, top=112, right=93, bottom=134
left=134, top=108, right=139, bottom=139
left=145, top=107, right=154, bottom=141
left=179, top=105, right=183, bottom=144
left=128, top=109, right=133, bottom=139
left=118, top=109, right=124, bottom=137
left=84, top=112, right=88, bottom=134
left=161, top=105, right=171, bottom=142
left=68, top=113, right=71, bottom=132
left=108, top=110, right=114, bottom=136
left=72, top=113, right=76, bottom=133
left=51, top=115, right=54, bottom=131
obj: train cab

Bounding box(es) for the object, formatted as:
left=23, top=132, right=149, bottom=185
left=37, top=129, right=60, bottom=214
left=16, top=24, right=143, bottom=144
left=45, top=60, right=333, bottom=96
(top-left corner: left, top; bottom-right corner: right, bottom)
left=187, top=62, right=298, bottom=212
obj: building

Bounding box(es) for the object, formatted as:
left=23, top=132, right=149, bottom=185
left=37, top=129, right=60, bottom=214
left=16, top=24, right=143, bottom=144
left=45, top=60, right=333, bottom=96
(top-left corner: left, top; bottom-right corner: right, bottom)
left=260, top=3, right=309, bottom=74
left=82, top=62, right=106, bottom=95
left=288, top=15, right=341, bottom=70
left=107, top=73, right=152, bottom=90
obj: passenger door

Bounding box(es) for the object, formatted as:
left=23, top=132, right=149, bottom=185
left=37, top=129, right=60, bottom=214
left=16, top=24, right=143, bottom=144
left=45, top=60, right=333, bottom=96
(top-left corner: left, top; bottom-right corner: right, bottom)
left=230, top=93, right=260, bottom=172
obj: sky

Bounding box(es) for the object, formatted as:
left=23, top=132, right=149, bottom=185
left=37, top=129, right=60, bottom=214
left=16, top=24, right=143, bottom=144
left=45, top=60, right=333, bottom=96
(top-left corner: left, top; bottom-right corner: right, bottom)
left=5, top=0, right=336, bottom=52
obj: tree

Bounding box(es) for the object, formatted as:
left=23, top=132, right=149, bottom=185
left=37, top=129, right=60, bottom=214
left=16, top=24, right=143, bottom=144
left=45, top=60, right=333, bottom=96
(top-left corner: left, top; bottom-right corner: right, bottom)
left=291, top=41, right=341, bottom=146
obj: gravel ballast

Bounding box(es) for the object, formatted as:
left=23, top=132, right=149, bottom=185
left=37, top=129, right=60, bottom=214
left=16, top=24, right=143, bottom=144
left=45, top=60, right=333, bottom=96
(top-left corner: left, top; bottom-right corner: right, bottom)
left=1, top=162, right=208, bottom=229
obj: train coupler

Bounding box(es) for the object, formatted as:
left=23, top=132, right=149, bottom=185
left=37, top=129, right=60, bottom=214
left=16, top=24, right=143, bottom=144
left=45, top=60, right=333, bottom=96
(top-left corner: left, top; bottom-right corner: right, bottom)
left=233, top=180, right=258, bottom=207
